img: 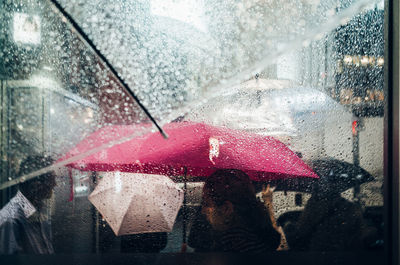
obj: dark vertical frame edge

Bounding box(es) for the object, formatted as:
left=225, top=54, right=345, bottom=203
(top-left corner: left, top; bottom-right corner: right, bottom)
left=384, top=0, right=399, bottom=264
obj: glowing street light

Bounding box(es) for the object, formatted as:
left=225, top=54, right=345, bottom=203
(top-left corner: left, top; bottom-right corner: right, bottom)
left=343, top=55, right=352, bottom=65
left=361, top=56, right=369, bottom=66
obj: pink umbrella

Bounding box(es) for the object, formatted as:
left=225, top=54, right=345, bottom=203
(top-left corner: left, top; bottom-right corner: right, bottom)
left=60, top=121, right=319, bottom=181
left=59, top=121, right=318, bottom=242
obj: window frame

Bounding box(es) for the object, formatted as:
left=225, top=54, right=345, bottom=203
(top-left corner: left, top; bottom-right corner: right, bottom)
left=384, top=0, right=399, bottom=265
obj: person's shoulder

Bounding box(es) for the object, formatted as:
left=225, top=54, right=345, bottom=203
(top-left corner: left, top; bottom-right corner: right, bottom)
left=0, top=214, right=23, bottom=233
left=220, top=227, right=254, bottom=247
left=0, top=203, right=25, bottom=228
left=221, top=227, right=270, bottom=253
left=0, top=207, right=25, bottom=255
left=332, top=197, right=363, bottom=217
left=335, top=196, right=360, bottom=208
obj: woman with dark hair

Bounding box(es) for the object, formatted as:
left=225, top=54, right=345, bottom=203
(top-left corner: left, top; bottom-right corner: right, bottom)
left=200, top=169, right=280, bottom=253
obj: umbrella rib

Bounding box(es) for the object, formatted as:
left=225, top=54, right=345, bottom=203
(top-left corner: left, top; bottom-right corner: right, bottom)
left=47, top=0, right=168, bottom=139
left=116, top=193, right=138, bottom=236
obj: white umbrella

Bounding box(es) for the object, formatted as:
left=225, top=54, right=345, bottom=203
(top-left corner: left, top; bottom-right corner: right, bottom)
left=187, top=78, right=298, bottom=136
left=236, top=78, right=294, bottom=91
left=187, top=80, right=351, bottom=136
left=89, top=172, right=184, bottom=236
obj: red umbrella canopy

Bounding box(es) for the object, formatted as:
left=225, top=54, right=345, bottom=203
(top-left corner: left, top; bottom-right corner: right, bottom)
left=60, top=121, right=318, bottom=181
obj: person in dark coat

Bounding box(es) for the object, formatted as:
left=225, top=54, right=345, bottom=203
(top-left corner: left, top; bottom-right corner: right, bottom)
left=0, top=155, right=56, bottom=254
left=198, top=169, right=280, bottom=253
left=283, top=185, right=377, bottom=251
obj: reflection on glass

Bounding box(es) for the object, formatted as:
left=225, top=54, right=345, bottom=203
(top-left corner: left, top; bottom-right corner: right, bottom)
left=0, top=0, right=385, bottom=257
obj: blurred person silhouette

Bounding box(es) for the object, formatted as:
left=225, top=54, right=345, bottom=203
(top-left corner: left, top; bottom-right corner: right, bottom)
left=282, top=181, right=378, bottom=251
left=198, top=169, right=280, bottom=252
left=0, top=155, right=56, bottom=254
left=189, top=182, right=288, bottom=252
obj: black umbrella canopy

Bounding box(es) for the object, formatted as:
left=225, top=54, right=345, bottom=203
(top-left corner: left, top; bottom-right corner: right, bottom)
left=272, top=158, right=375, bottom=193
left=311, top=159, right=374, bottom=184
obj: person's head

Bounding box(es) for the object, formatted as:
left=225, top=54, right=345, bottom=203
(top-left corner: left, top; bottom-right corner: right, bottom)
left=18, top=155, right=56, bottom=207
left=311, top=179, right=342, bottom=199
left=201, top=169, right=261, bottom=231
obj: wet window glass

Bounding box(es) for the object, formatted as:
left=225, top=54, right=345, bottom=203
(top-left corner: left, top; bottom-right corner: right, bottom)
left=0, top=0, right=386, bottom=261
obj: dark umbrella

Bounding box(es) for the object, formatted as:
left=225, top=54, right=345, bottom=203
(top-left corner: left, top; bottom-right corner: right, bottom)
left=272, top=158, right=375, bottom=193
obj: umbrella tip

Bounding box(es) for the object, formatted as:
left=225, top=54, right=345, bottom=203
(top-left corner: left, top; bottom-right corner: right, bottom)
left=161, top=130, right=169, bottom=139
left=154, top=124, right=169, bottom=139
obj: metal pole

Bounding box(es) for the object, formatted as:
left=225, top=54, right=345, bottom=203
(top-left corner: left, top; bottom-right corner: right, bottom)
left=92, top=172, right=100, bottom=254
left=0, top=79, right=4, bottom=207
left=352, top=117, right=360, bottom=167
left=352, top=116, right=361, bottom=200
left=41, top=88, right=45, bottom=152
left=182, top=167, right=188, bottom=245
left=6, top=81, right=11, bottom=202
